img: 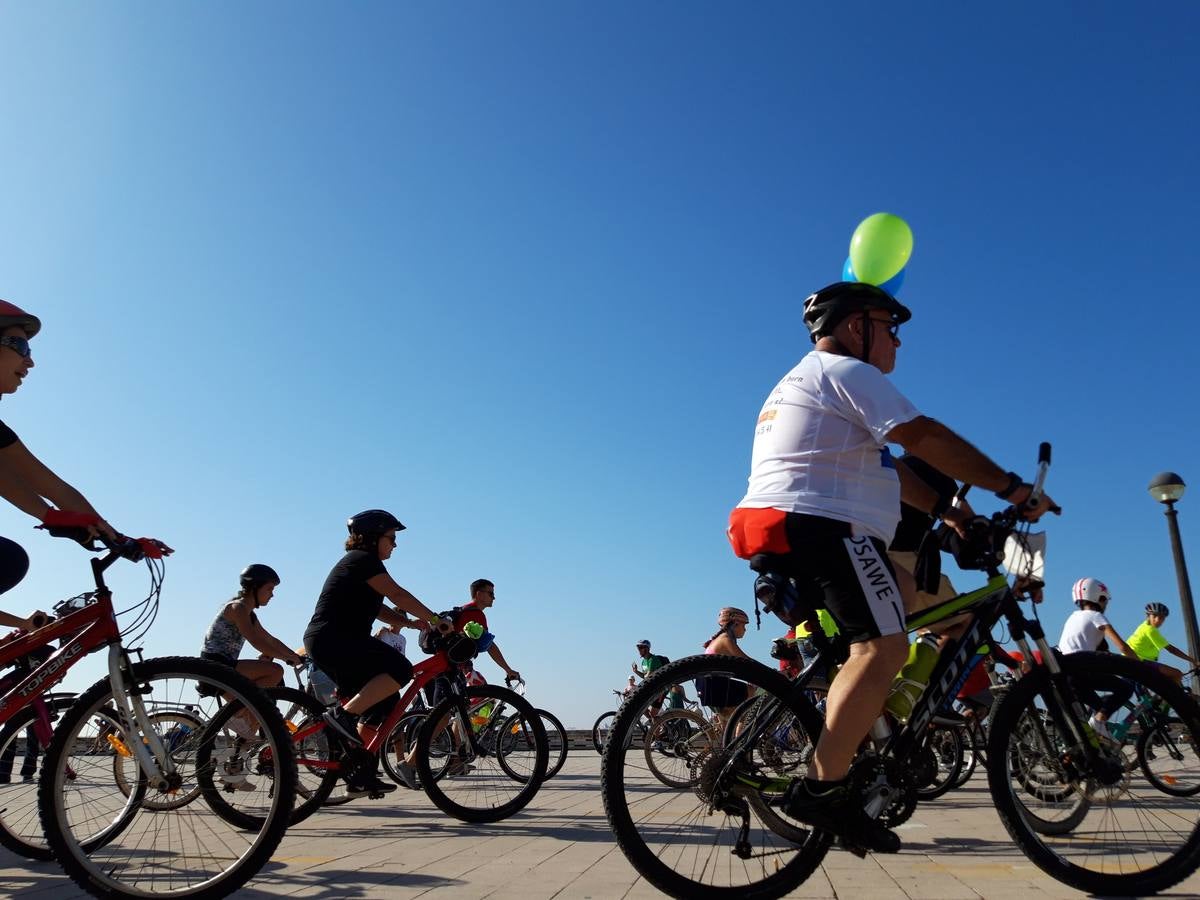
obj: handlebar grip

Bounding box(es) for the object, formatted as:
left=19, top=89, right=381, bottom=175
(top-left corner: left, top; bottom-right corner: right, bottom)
left=1038, top=442, right=1052, bottom=465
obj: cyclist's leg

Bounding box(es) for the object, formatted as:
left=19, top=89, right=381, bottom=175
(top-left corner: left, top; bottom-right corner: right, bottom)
left=235, top=658, right=285, bottom=688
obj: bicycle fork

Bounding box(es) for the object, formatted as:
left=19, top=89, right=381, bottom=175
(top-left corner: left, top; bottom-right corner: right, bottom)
left=105, top=645, right=175, bottom=792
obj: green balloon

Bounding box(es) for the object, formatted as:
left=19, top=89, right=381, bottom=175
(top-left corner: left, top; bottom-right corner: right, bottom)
left=848, top=213, right=913, bottom=285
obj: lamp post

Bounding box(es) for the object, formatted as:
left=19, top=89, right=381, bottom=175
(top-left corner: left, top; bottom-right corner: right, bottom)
left=1148, top=472, right=1199, bottom=692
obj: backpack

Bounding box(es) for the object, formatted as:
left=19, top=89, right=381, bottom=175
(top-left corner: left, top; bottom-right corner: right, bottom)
left=651, top=654, right=670, bottom=668
left=417, top=606, right=465, bottom=655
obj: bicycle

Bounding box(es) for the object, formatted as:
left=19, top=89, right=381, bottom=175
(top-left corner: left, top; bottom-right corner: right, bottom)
left=286, top=630, right=549, bottom=823
left=489, top=680, right=569, bottom=780
left=593, top=688, right=654, bottom=754
left=0, top=532, right=297, bottom=899
left=602, top=444, right=1200, bottom=898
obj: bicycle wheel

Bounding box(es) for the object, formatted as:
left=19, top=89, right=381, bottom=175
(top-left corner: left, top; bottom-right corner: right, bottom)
left=263, top=686, right=339, bottom=823
left=952, top=720, right=983, bottom=788
left=382, top=709, right=452, bottom=787
left=602, top=654, right=832, bottom=899
left=915, top=724, right=964, bottom=800
left=643, top=709, right=713, bottom=789
left=1138, top=715, right=1200, bottom=797
left=988, top=651, right=1200, bottom=896
left=0, top=697, right=75, bottom=859
left=592, top=710, right=615, bottom=753
left=416, top=684, right=548, bottom=823
left=111, top=706, right=206, bottom=812
left=39, top=655, right=296, bottom=899
left=498, top=708, right=568, bottom=780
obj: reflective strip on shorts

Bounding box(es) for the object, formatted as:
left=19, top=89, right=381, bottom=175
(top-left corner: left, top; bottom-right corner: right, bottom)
left=843, top=535, right=905, bottom=637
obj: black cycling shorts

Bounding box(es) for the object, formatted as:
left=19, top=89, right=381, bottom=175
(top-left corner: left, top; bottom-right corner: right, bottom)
left=0, top=537, right=30, bottom=597
left=696, top=675, right=749, bottom=709
left=200, top=651, right=238, bottom=669
left=782, top=513, right=905, bottom=644
left=304, top=633, right=413, bottom=700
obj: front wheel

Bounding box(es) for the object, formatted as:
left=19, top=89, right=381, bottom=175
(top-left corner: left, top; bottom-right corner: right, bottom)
left=498, top=708, right=568, bottom=780
left=988, top=651, right=1200, bottom=896
left=416, top=684, right=548, bottom=823
left=592, top=710, right=616, bottom=754
left=1137, top=715, right=1200, bottom=797
left=602, top=654, right=832, bottom=899
left=0, top=697, right=76, bottom=859
left=39, top=655, right=297, bottom=899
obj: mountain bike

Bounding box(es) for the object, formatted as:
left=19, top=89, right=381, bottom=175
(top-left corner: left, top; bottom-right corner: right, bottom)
left=285, top=631, right=548, bottom=823
left=602, top=445, right=1200, bottom=898
left=593, top=689, right=651, bottom=753
left=490, top=680, right=569, bottom=780
left=0, top=533, right=296, bottom=899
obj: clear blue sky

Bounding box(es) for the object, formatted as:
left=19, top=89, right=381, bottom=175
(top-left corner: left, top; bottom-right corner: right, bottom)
left=2, top=4, right=1198, bottom=726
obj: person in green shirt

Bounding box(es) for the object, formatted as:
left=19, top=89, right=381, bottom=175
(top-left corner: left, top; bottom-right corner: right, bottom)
left=1127, top=602, right=1199, bottom=684
left=632, top=639, right=669, bottom=719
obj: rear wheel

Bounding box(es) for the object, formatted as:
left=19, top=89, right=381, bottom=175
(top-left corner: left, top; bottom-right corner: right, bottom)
left=0, top=698, right=75, bottom=859
left=263, top=686, right=339, bottom=823
left=498, top=708, right=568, bottom=780
left=1137, top=715, right=1200, bottom=797
left=915, top=725, right=964, bottom=800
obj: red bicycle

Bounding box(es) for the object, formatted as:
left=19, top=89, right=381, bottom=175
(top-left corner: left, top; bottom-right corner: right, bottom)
left=0, top=533, right=297, bottom=899
left=278, top=629, right=549, bottom=825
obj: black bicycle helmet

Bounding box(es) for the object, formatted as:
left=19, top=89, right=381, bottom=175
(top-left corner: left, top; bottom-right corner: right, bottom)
left=347, top=509, right=406, bottom=540
left=240, top=563, right=280, bottom=589
left=0, top=300, right=41, bottom=338
left=802, top=281, right=911, bottom=344
left=1146, top=602, right=1170, bottom=617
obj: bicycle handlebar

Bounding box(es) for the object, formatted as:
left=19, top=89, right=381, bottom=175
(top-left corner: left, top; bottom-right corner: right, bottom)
left=1027, top=442, right=1052, bottom=510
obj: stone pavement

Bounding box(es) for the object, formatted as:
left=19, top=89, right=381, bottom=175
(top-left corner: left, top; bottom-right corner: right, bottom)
left=5, top=753, right=1200, bottom=899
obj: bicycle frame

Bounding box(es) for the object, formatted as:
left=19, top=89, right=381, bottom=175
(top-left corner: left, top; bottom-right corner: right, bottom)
left=0, top=552, right=176, bottom=790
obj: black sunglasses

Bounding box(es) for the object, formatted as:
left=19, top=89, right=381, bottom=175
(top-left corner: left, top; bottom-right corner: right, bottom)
left=0, top=335, right=31, bottom=359
left=870, top=317, right=901, bottom=340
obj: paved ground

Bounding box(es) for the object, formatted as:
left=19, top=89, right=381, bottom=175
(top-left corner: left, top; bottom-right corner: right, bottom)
left=5, top=752, right=1200, bottom=899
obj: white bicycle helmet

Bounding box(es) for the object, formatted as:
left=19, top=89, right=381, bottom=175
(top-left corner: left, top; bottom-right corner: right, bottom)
left=1072, top=577, right=1110, bottom=610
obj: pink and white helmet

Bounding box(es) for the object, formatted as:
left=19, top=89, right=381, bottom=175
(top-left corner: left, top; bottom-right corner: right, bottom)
left=1072, top=577, right=1111, bottom=609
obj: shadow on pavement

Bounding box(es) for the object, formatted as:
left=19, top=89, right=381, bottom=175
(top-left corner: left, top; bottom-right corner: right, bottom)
left=239, top=866, right=463, bottom=897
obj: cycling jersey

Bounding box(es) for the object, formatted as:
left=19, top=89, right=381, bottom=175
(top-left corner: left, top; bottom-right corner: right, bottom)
left=1057, top=609, right=1109, bottom=654
left=1127, top=621, right=1169, bottom=662
left=733, top=350, right=921, bottom=544
left=727, top=350, right=918, bottom=644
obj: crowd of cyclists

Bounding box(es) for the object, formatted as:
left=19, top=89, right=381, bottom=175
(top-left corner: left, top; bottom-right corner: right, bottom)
left=5, top=276, right=1200, bottom=900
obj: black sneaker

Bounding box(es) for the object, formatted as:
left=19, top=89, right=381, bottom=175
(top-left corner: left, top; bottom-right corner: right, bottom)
left=782, top=778, right=901, bottom=854
left=345, top=773, right=398, bottom=798
left=322, top=707, right=362, bottom=745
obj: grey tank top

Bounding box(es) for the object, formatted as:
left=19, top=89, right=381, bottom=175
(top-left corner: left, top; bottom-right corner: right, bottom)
left=201, top=606, right=251, bottom=661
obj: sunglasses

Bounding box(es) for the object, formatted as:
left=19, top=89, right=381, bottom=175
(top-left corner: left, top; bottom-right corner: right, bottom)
left=869, top=317, right=901, bottom=340
left=0, top=335, right=31, bottom=359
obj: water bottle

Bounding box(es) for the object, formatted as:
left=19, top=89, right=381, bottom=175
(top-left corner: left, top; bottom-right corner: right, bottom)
left=885, top=633, right=941, bottom=722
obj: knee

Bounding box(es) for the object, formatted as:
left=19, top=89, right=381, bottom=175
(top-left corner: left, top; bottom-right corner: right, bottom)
left=267, top=662, right=284, bottom=684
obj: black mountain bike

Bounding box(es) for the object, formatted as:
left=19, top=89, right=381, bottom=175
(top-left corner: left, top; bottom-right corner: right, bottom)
left=602, top=445, right=1200, bottom=898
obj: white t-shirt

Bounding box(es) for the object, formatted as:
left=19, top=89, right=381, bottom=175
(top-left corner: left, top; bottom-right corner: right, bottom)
left=736, top=350, right=922, bottom=542
left=1058, top=609, right=1110, bottom=654
left=378, top=629, right=407, bottom=655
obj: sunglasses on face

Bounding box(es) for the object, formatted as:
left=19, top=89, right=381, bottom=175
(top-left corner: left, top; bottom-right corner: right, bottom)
left=0, top=335, right=31, bottom=359
left=870, top=318, right=901, bottom=340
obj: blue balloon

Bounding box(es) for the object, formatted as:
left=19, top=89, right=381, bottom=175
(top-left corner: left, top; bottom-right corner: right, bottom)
left=879, top=267, right=905, bottom=296
left=842, top=256, right=857, bottom=282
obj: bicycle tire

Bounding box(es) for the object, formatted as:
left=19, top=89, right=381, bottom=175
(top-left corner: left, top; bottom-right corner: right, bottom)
left=382, top=709, right=447, bottom=787
left=0, top=697, right=76, bottom=859
left=915, top=724, right=964, bottom=800
left=602, top=654, right=832, bottom=899
left=988, top=651, right=1200, bottom=895
left=416, top=684, right=548, bottom=823
left=1137, top=715, right=1200, bottom=797
left=592, top=710, right=615, bottom=754
left=497, top=708, right=568, bottom=781
left=39, top=655, right=296, bottom=899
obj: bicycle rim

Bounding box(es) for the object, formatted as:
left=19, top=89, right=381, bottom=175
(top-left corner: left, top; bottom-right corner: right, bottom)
left=988, top=652, right=1200, bottom=895
left=1138, top=716, right=1200, bottom=797
left=416, top=684, right=548, bottom=823
left=498, top=708, right=568, bottom=781
left=265, top=686, right=339, bottom=823
left=0, top=698, right=74, bottom=859
left=113, top=708, right=207, bottom=812
left=39, top=656, right=296, bottom=899
left=642, top=709, right=714, bottom=789
left=601, top=654, right=831, bottom=899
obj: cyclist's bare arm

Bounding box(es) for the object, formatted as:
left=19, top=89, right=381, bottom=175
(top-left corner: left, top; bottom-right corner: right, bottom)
left=487, top=642, right=519, bottom=679
left=0, top=440, right=112, bottom=535
left=225, top=603, right=301, bottom=664
left=0, top=609, right=45, bottom=629
left=1100, top=624, right=1139, bottom=659
left=888, top=416, right=1056, bottom=518
left=1166, top=643, right=1199, bottom=666
left=365, top=572, right=450, bottom=631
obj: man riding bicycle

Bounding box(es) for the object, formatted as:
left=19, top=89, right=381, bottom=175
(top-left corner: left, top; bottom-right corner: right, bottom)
left=727, top=280, right=1056, bottom=852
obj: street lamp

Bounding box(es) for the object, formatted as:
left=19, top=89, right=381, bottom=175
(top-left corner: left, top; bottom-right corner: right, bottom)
left=1148, top=472, right=1199, bottom=692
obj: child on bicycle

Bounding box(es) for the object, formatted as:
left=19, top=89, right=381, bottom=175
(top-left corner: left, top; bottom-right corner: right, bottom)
left=698, top=607, right=752, bottom=725
left=1058, top=577, right=1139, bottom=739
left=200, top=565, right=302, bottom=691
left=1126, top=602, right=1198, bottom=684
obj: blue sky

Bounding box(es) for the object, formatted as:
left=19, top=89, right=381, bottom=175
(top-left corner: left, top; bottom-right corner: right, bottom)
left=2, top=4, right=1198, bottom=726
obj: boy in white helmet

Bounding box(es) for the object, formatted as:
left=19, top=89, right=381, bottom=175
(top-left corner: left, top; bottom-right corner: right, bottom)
left=1057, top=577, right=1137, bottom=739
